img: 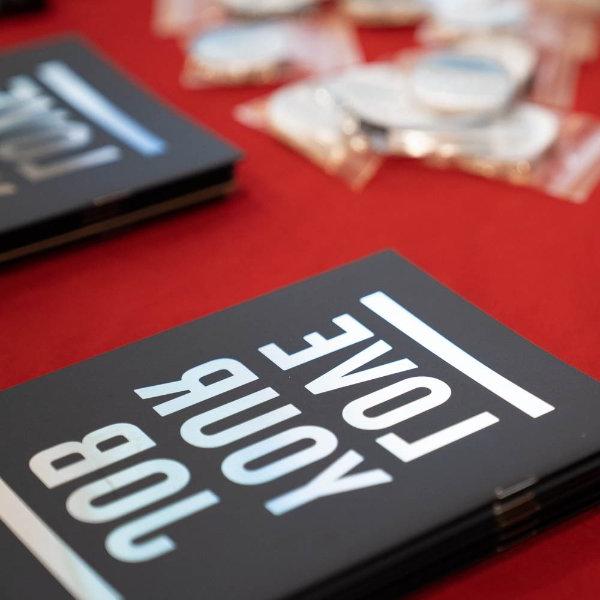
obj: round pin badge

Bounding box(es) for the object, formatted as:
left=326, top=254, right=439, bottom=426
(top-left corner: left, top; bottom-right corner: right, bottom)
left=410, top=52, right=516, bottom=116
left=266, top=82, right=355, bottom=149
left=455, top=34, right=537, bottom=88
left=191, top=22, right=291, bottom=80
left=341, top=0, right=427, bottom=26
left=325, top=63, right=489, bottom=131
left=378, top=103, right=559, bottom=162
left=220, top=0, right=319, bottom=17
left=464, top=103, right=560, bottom=163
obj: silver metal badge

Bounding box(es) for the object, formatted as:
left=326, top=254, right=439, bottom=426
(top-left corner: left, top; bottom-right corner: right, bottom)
left=461, top=103, right=560, bottom=163
left=381, top=103, right=559, bottom=163
left=410, top=52, right=515, bottom=116
left=266, top=82, right=357, bottom=149
left=190, top=22, right=292, bottom=81
left=326, top=63, right=496, bottom=130
left=455, top=34, right=537, bottom=89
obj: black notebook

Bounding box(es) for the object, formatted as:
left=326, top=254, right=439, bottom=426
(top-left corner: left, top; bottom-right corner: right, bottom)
left=0, top=0, right=45, bottom=16
left=1, top=251, right=599, bottom=599
left=0, top=37, right=240, bottom=263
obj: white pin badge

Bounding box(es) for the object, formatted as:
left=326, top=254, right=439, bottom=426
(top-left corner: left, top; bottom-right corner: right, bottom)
left=190, top=22, right=292, bottom=81
left=410, top=52, right=516, bottom=116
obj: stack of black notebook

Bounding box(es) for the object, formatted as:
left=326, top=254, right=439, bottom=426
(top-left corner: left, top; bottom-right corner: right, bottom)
left=0, top=37, right=239, bottom=263
left=2, top=251, right=599, bottom=599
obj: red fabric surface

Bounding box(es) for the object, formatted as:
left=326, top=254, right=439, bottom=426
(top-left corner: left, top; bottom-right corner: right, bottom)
left=1, top=1, right=599, bottom=598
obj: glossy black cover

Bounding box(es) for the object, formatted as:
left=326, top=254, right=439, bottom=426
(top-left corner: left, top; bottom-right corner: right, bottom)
left=1, top=251, right=599, bottom=599
left=0, top=36, right=239, bottom=254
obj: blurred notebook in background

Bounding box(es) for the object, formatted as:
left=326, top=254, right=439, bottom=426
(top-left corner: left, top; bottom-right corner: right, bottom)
left=0, top=0, right=45, bottom=16
left=0, top=36, right=240, bottom=263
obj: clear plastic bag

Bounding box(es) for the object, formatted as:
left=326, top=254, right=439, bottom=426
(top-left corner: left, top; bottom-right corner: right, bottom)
left=320, top=57, right=600, bottom=202
left=181, top=15, right=362, bottom=88
left=153, top=0, right=326, bottom=38
left=527, top=10, right=598, bottom=108
left=416, top=2, right=599, bottom=110
left=376, top=104, right=600, bottom=203
left=235, top=80, right=382, bottom=188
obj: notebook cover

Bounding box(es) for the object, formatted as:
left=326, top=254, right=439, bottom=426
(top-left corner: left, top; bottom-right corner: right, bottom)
left=1, top=251, right=599, bottom=599
left=0, top=36, right=240, bottom=256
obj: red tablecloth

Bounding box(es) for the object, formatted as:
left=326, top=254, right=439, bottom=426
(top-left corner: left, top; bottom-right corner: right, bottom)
left=1, top=1, right=599, bottom=598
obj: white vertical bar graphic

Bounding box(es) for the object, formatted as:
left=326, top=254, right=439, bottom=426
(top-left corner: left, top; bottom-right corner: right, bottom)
left=37, top=61, right=167, bottom=157
left=0, top=478, right=122, bottom=600
left=360, top=291, right=555, bottom=418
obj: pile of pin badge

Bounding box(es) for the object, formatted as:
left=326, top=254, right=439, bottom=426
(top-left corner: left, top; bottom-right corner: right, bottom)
left=254, top=10, right=552, bottom=185
left=323, top=58, right=558, bottom=177
left=229, top=0, right=600, bottom=199
left=314, top=0, right=560, bottom=177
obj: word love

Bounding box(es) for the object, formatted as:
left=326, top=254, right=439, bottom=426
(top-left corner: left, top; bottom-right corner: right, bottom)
left=0, top=70, right=121, bottom=190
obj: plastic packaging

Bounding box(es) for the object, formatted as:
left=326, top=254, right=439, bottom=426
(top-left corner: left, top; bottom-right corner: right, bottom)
left=235, top=80, right=382, bottom=188
left=153, top=0, right=324, bottom=38
left=416, top=1, right=598, bottom=110
left=374, top=103, right=600, bottom=203
left=527, top=11, right=598, bottom=108
left=181, top=15, right=362, bottom=88
left=321, top=58, right=600, bottom=202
